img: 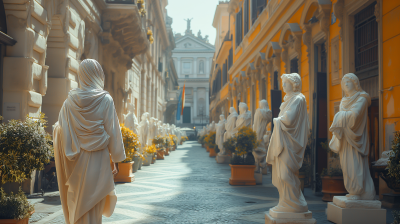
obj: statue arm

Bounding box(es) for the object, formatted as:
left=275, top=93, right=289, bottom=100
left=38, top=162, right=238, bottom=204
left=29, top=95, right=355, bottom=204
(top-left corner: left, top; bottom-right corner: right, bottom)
left=104, top=97, right=126, bottom=163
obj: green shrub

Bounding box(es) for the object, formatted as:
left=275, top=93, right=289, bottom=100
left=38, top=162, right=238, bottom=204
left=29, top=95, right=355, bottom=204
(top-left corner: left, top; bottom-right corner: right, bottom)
left=223, top=136, right=236, bottom=153
left=0, top=188, right=34, bottom=220
left=0, top=114, right=53, bottom=184
left=387, top=131, right=400, bottom=182
left=204, top=131, right=216, bottom=149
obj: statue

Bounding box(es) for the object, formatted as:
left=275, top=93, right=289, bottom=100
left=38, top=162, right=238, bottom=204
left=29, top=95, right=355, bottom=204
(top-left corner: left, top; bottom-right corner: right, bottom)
left=215, top=114, right=226, bottom=155
left=266, top=73, right=310, bottom=214
left=53, top=59, right=126, bottom=223
left=234, top=102, right=251, bottom=133
left=124, top=103, right=139, bottom=134
left=252, top=100, right=272, bottom=173
left=139, top=112, right=150, bottom=150
left=224, top=107, right=239, bottom=142
left=157, top=120, right=163, bottom=136
left=148, top=117, right=156, bottom=146
left=210, top=121, right=216, bottom=132
left=184, top=18, right=193, bottom=31
left=329, top=73, right=375, bottom=200
left=197, top=30, right=203, bottom=39
left=204, top=35, right=209, bottom=43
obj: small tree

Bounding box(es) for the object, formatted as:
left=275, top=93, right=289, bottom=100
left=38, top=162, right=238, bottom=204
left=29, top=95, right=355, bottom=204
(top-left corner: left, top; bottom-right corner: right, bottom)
left=0, top=114, right=53, bottom=185
left=120, top=124, right=140, bottom=163
left=231, top=126, right=258, bottom=165
left=204, top=131, right=216, bottom=149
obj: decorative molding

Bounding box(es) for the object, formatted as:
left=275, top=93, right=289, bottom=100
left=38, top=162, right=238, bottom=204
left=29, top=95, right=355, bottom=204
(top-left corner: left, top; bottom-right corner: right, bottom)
left=331, top=35, right=340, bottom=85
left=374, top=2, right=380, bottom=22
left=333, top=0, right=344, bottom=40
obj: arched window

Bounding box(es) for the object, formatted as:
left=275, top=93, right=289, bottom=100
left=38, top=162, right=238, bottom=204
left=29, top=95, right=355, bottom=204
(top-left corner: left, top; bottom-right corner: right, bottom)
left=199, top=60, right=204, bottom=74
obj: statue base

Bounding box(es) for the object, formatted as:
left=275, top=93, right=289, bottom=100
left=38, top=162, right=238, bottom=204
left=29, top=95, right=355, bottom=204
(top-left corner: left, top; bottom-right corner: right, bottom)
left=265, top=210, right=316, bottom=224
left=262, top=166, right=269, bottom=175
left=327, top=196, right=386, bottom=224
left=255, top=172, right=263, bottom=185
left=216, top=154, right=230, bottom=164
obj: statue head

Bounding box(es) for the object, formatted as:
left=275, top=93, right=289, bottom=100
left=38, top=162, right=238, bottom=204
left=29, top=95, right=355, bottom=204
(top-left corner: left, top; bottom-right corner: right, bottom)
left=126, top=103, right=135, bottom=113
left=259, top=99, right=269, bottom=110
left=141, top=112, right=149, bottom=121
left=282, top=73, right=301, bottom=94
left=150, top=117, right=155, bottom=124
left=219, top=114, right=225, bottom=121
left=341, top=73, right=361, bottom=97
left=229, top=107, right=237, bottom=114
left=239, top=102, right=248, bottom=115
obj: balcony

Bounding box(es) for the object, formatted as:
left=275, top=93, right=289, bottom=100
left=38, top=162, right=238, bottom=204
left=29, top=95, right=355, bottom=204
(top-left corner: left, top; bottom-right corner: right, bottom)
left=105, top=0, right=136, bottom=4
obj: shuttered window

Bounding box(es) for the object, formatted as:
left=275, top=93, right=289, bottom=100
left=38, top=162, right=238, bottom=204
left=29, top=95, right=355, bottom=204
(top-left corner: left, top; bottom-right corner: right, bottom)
left=236, top=8, right=243, bottom=47
left=251, top=0, right=267, bottom=24
left=223, top=62, right=227, bottom=86
left=244, top=0, right=249, bottom=36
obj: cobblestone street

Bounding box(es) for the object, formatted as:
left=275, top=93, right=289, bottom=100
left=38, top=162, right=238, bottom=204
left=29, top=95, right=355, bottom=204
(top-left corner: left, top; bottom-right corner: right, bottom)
left=29, top=141, right=395, bottom=224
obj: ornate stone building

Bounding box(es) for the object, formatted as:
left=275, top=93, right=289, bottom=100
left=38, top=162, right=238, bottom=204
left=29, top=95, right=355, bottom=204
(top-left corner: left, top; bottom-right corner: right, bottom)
left=172, top=21, right=214, bottom=128
left=0, top=0, right=176, bottom=193
left=210, top=0, right=400, bottom=197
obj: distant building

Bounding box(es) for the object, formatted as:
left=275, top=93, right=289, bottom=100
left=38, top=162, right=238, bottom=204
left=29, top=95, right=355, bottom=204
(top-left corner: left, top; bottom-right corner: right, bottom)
left=172, top=20, right=215, bottom=128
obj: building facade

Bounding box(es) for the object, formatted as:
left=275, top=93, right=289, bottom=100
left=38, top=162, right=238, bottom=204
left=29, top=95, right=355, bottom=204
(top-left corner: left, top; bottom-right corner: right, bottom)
left=172, top=22, right=214, bottom=128
left=0, top=0, right=176, bottom=193
left=211, top=0, right=400, bottom=197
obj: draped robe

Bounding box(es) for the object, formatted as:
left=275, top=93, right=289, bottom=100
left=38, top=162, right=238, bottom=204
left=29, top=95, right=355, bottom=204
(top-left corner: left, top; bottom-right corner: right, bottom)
left=124, top=112, right=139, bottom=134
left=329, top=91, right=375, bottom=200
left=139, top=119, right=149, bottom=148
left=234, top=110, right=251, bottom=133
left=215, top=119, right=226, bottom=154
left=253, top=107, right=272, bottom=170
left=54, top=89, right=126, bottom=224
left=224, top=112, right=238, bottom=142
left=266, top=92, right=309, bottom=213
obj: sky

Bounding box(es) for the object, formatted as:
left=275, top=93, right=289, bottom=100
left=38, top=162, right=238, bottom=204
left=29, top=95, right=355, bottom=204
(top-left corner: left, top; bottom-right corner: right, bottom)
left=166, top=0, right=223, bottom=46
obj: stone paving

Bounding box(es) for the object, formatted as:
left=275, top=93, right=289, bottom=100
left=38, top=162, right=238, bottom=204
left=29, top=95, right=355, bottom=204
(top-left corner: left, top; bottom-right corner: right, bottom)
left=29, top=141, right=395, bottom=223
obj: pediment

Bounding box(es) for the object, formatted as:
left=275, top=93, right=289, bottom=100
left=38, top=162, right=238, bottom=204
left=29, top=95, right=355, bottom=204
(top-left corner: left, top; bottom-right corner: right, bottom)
left=174, top=36, right=214, bottom=51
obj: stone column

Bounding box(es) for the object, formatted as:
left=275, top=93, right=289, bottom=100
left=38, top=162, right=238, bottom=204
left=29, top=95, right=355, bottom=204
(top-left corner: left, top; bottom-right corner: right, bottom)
left=205, top=88, right=210, bottom=121
left=193, top=88, right=198, bottom=123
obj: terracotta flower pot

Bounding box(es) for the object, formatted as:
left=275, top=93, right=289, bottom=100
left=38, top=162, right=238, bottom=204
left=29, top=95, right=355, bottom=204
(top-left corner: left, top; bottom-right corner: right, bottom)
left=206, top=146, right=210, bottom=152
left=165, top=148, right=170, bottom=156
left=0, top=210, right=34, bottom=224
left=114, top=161, right=135, bottom=183
left=209, top=147, right=217, bottom=157
left=229, top=164, right=256, bottom=186
left=157, top=150, right=165, bottom=160
left=321, top=176, right=348, bottom=202
left=151, top=153, right=156, bottom=164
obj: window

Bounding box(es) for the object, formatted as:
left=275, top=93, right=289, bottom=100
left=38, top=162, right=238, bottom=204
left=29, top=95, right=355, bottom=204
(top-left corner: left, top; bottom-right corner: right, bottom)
left=199, top=60, right=204, bottom=74
left=183, top=62, right=192, bottom=74
left=228, top=47, right=233, bottom=69
left=290, top=57, right=298, bottom=73
left=185, top=75, right=189, bottom=78
left=244, top=0, right=249, bottom=36
left=183, top=62, right=191, bottom=69
left=251, top=0, right=267, bottom=24
left=236, top=8, right=243, bottom=47
left=222, top=61, right=227, bottom=86
left=354, top=1, right=378, bottom=80
left=274, top=71, right=279, bottom=90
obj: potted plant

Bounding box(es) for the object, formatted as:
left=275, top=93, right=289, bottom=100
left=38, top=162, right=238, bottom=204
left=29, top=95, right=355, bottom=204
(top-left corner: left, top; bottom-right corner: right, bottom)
left=199, top=135, right=206, bottom=148
left=143, top=144, right=157, bottom=166
left=171, top=135, right=178, bottom=151
left=205, top=131, right=218, bottom=157
left=0, top=188, right=34, bottom=224
left=164, top=136, right=171, bottom=156
left=320, top=141, right=347, bottom=202
left=228, top=127, right=258, bottom=186
left=168, top=134, right=175, bottom=153
left=153, top=136, right=165, bottom=160
left=0, top=114, right=52, bottom=221
left=114, top=124, right=139, bottom=183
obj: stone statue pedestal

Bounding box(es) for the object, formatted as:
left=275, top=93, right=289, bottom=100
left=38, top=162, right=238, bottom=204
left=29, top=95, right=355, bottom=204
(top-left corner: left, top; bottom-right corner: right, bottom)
left=262, top=166, right=269, bottom=175
left=254, top=172, right=262, bottom=185
left=216, top=154, right=230, bottom=164
left=326, top=196, right=386, bottom=224
left=265, top=210, right=316, bottom=224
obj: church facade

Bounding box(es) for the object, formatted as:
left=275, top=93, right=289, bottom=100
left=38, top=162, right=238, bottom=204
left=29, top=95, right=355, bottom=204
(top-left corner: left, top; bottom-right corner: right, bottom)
left=172, top=21, right=214, bottom=128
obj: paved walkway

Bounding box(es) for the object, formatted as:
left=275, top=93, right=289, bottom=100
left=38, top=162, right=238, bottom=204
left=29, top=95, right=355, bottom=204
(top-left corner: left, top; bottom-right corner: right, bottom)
left=30, top=141, right=394, bottom=223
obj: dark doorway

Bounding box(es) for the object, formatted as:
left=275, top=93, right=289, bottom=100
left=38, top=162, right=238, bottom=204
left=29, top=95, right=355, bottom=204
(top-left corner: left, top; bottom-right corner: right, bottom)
left=183, top=107, right=191, bottom=123
left=369, top=100, right=379, bottom=195
left=270, top=70, right=282, bottom=131
left=312, top=43, right=328, bottom=192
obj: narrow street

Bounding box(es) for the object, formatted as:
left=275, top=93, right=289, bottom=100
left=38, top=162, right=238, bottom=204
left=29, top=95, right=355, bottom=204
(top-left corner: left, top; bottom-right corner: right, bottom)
left=29, top=141, right=395, bottom=224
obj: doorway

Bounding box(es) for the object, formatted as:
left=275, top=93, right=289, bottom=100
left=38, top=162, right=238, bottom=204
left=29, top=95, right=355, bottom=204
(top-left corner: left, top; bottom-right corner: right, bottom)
left=183, top=107, right=191, bottom=123
left=270, top=71, right=282, bottom=131
left=313, top=43, right=328, bottom=192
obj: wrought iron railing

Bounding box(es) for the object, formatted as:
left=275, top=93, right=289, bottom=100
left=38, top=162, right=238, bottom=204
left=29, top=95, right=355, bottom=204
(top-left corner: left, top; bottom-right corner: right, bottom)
left=105, top=0, right=135, bottom=4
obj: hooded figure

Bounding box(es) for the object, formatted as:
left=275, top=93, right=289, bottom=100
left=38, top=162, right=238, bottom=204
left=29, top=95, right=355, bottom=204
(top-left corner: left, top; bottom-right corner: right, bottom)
left=53, top=59, right=126, bottom=224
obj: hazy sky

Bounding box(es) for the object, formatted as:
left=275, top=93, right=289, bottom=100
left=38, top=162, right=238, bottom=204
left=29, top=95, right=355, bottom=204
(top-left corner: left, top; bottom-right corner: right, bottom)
left=166, top=0, right=222, bottom=46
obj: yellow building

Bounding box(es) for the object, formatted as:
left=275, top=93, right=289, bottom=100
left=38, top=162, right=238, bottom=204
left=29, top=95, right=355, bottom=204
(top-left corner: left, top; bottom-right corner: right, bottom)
left=210, top=0, right=400, bottom=196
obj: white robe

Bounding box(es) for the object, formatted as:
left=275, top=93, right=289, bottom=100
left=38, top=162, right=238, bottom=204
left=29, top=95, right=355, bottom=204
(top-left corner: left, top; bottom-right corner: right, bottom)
left=224, top=112, right=238, bottom=142
left=215, top=119, right=226, bottom=154
left=124, top=112, right=139, bottom=134
left=234, top=110, right=251, bottom=133
left=329, top=91, right=375, bottom=200
left=253, top=107, right=272, bottom=170
left=54, top=89, right=126, bottom=224
left=266, top=92, right=309, bottom=213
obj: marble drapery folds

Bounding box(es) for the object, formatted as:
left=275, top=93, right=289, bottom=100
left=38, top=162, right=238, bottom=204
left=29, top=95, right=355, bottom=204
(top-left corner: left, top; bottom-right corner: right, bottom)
left=329, top=73, right=375, bottom=200
left=224, top=107, right=238, bottom=142
left=253, top=100, right=272, bottom=171
left=53, top=59, right=126, bottom=224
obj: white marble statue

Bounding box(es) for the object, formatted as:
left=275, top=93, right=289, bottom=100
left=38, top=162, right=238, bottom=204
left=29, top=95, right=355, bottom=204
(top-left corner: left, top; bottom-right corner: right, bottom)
left=124, top=103, right=139, bottom=134
left=266, top=73, right=310, bottom=213
left=205, top=124, right=210, bottom=134
left=157, top=121, right=163, bottom=137
left=210, top=121, right=216, bottom=132
left=148, top=117, right=156, bottom=146
left=139, top=112, right=150, bottom=149
left=215, top=114, right=227, bottom=155
left=234, top=102, right=251, bottom=133
left=329, top=73, right=375, bottom=200
left=53, top=59, right=126, bottom=223
left=253, top=99, right=272, bottom=172
left=224, top=107, right=239, bottom=142
left=177, top=127, right=182, bottom=144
